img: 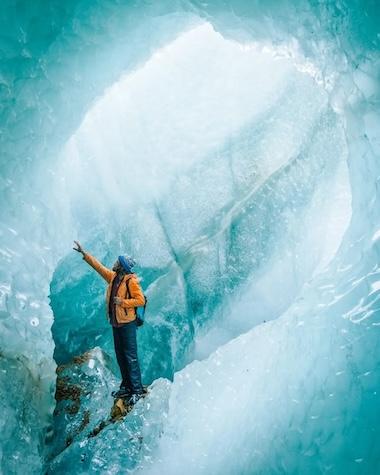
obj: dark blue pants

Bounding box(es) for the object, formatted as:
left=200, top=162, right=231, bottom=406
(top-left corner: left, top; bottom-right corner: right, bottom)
left=112, top=321, right=143, bottom=394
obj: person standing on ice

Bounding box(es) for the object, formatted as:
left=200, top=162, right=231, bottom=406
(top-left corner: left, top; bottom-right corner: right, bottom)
left=73, top=240, right=145, bottom=405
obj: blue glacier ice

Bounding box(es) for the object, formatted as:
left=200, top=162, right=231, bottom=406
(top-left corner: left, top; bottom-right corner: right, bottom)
left=0, top=0, right=379, bottom=474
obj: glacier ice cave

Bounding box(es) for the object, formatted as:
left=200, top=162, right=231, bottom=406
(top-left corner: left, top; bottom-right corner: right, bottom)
left=0, top=1, right=379, bottom=474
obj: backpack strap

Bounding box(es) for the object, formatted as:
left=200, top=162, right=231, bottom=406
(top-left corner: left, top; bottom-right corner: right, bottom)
left=125, top=277, right=130, bottom=298
left=124, top=277, right=137, bottom=316
left=124, top=277, right=147, bottom=327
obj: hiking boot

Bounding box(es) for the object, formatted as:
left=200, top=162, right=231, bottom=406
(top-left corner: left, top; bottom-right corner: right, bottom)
left=111, top=387, right=132, bottom=399
left=127, top=393, right=144, bottom=406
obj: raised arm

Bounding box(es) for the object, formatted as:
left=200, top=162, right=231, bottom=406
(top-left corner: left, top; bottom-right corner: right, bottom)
left=73, top=240, right=114, bottom=283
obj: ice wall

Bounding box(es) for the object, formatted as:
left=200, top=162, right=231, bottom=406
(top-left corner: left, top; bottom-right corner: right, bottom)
left=140, top=2, right=380, bottom=473
left=0, top=0, right=379, bottom=474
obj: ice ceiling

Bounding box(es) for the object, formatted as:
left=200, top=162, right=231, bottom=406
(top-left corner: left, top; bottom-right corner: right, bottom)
left=0, top=1, right=379, bottom=474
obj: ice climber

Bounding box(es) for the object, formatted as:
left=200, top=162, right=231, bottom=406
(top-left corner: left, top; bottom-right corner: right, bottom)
left=73, top=240, right=145, bottom=405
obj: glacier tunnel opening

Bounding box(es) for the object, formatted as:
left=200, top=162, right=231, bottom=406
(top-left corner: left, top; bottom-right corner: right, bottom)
left=49, top=22, right=351, bottom=387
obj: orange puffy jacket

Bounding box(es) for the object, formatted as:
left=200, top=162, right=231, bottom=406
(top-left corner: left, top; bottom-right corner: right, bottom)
left=83, top=252, right=145, bottom=324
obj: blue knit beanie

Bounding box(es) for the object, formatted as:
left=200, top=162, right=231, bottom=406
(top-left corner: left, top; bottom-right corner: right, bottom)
left=118, top=255, right=136, bottom=274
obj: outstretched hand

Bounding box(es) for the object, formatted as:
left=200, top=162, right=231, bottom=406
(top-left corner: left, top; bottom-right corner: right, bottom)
left=73, top=240, right=85, bottom=255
